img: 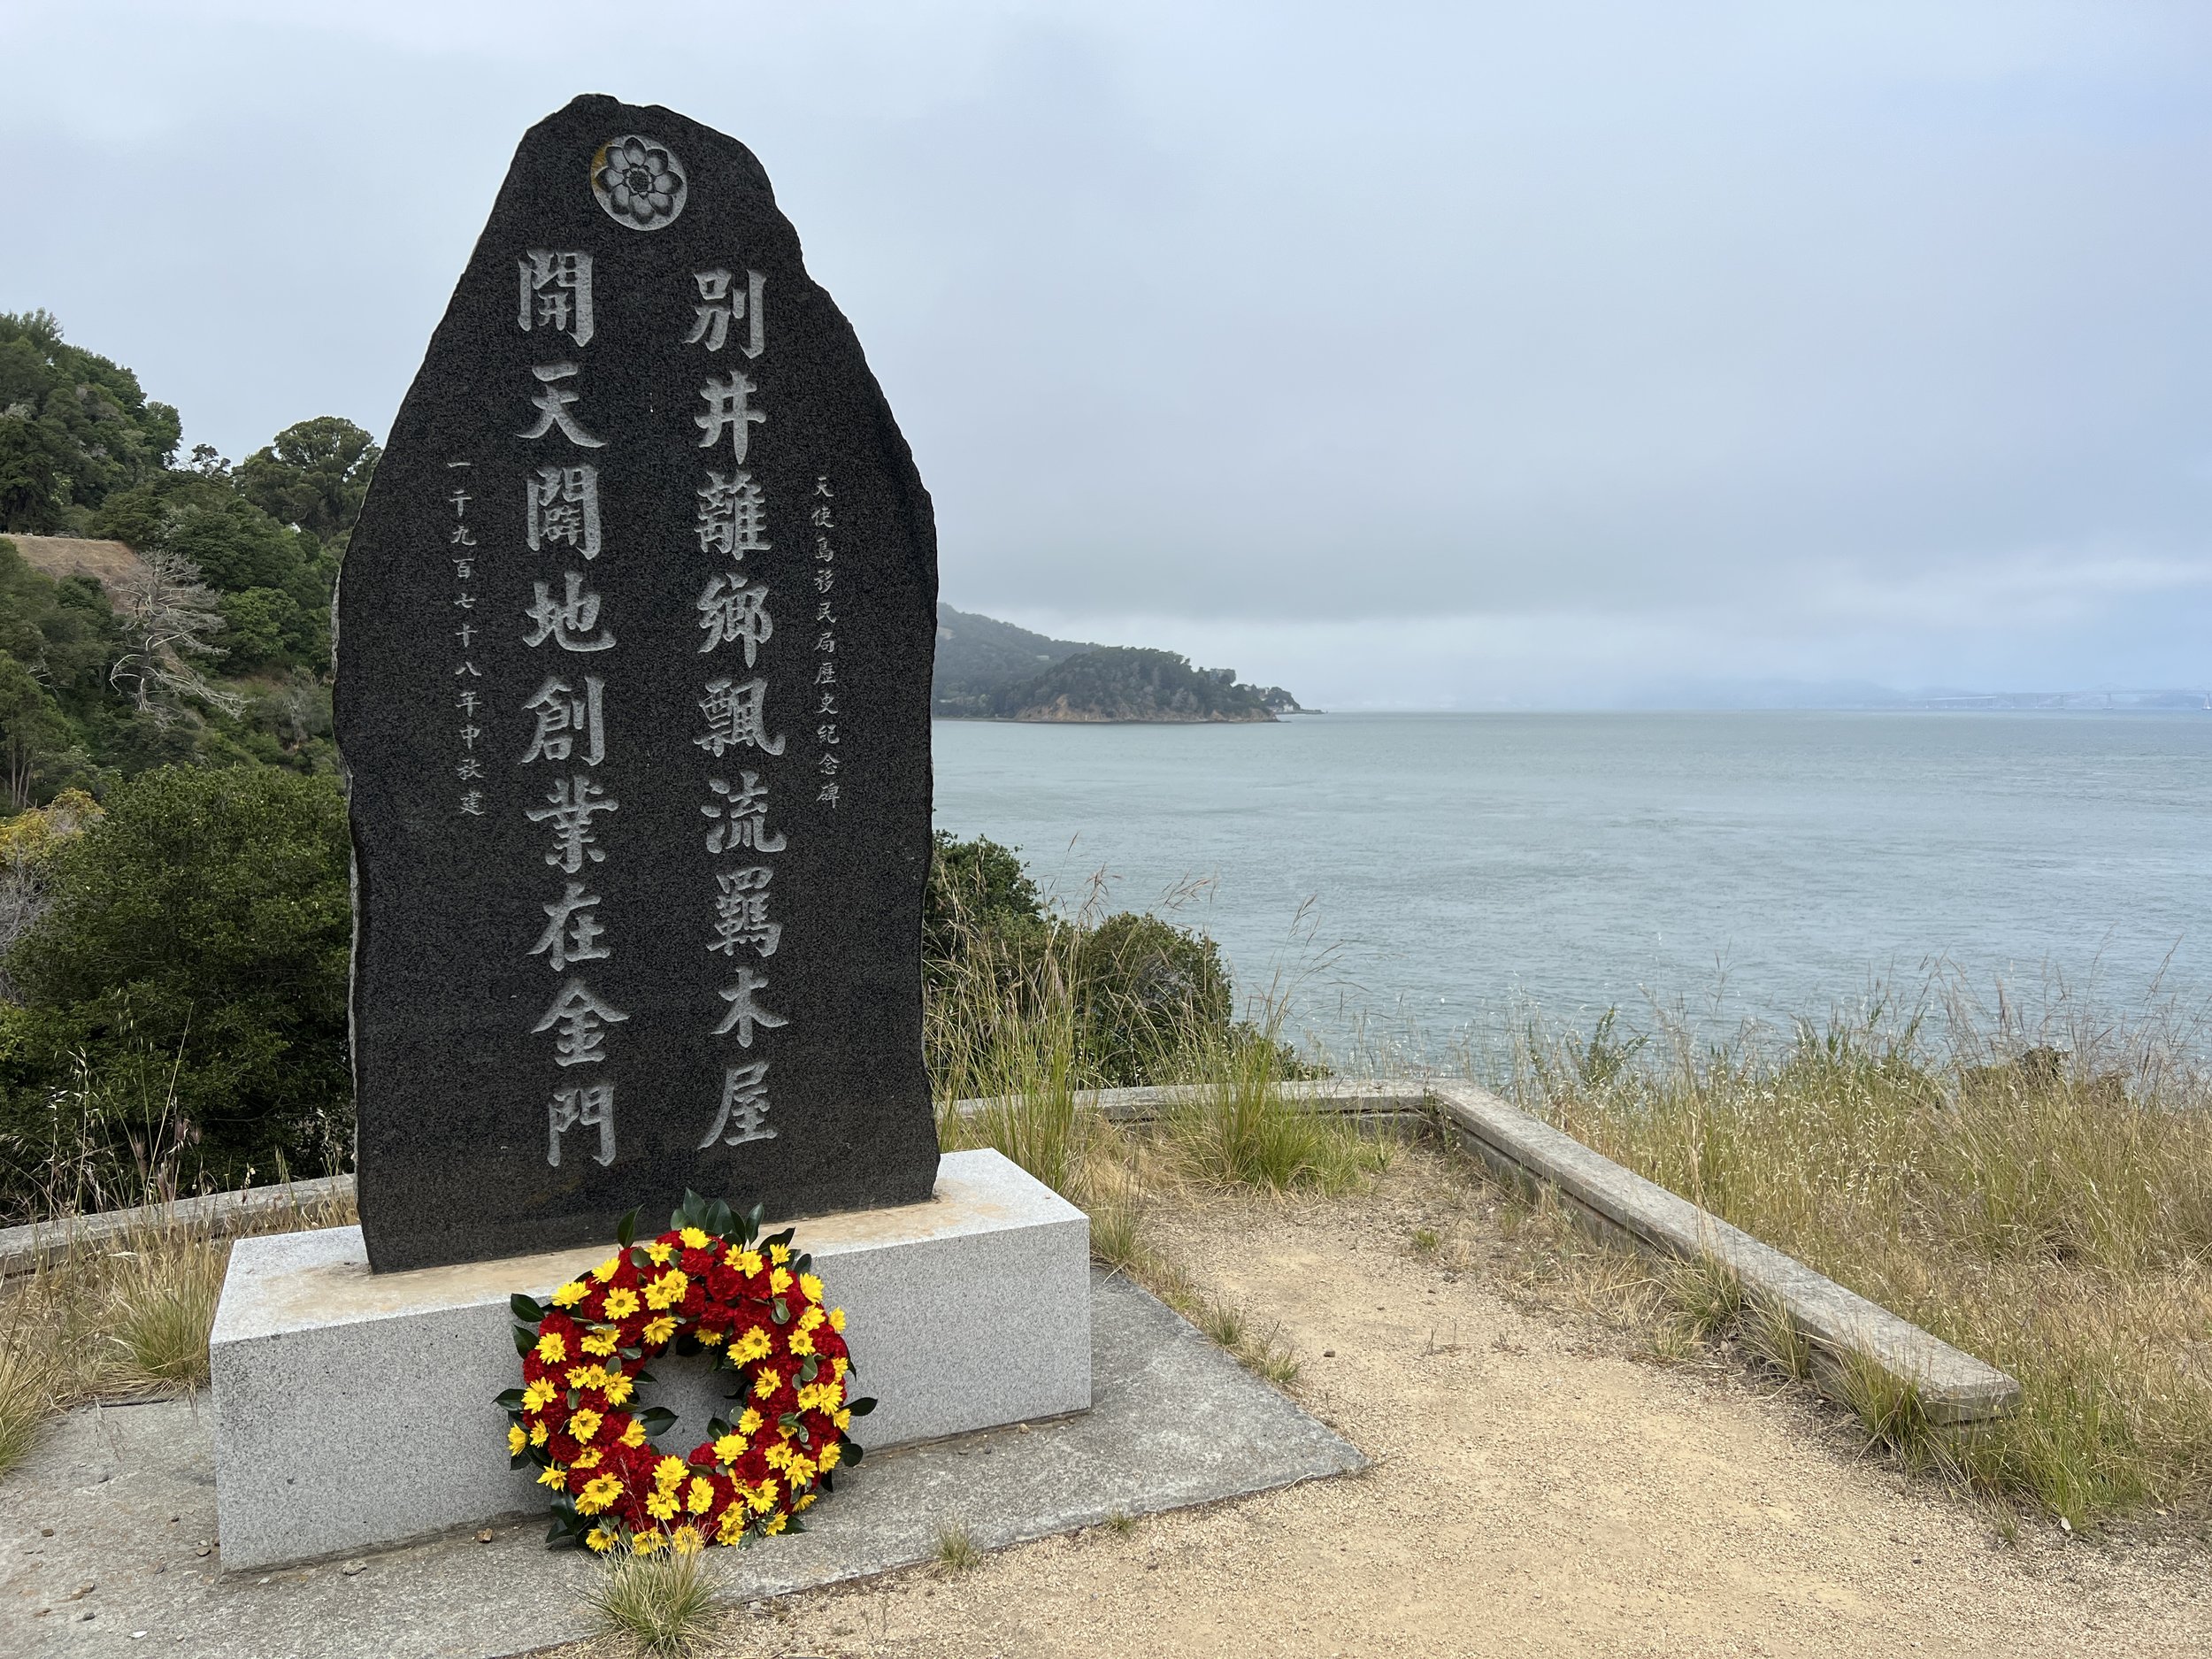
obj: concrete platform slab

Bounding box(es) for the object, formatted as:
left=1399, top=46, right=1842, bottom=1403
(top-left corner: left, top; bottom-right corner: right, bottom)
left=210, top=1148, right=1090, bottom=1571
left=1, top=1271, right=1363, bottom=1659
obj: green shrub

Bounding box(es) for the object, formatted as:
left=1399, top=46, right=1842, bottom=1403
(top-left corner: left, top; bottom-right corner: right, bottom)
left=0, top=764, right=351, bottom=1214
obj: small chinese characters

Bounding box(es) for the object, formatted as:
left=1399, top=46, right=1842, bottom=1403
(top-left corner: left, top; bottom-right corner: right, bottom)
left=449, top=460, right=488, bottom=816
left=810, top=475, right=841, bottom=809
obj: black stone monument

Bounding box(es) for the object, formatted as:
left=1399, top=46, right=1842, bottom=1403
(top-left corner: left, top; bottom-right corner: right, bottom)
left=337, top=96, right=941, bottom=1271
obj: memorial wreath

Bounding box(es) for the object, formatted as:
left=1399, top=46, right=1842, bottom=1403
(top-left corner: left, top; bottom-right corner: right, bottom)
left=498, top=1190, right=874, bottom=1554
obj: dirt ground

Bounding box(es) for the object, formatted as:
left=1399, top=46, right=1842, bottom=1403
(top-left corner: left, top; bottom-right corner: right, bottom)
left=572, top=1145, right=2212, bottom=1658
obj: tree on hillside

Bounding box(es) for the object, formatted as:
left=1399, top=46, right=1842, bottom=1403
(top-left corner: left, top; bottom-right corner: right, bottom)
left=236, top=416, right=380, bottom=548
left=0, top=310, right=180, bottom=533
left=109, top=548, right=241, bottom=723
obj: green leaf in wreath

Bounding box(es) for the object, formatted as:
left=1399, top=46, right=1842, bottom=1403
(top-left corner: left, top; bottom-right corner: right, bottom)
left=743, top=1202, right=765, bottom=1240
left=798, top=1356, right=818, bottom=1386
left=494, top=1387, right=526, bottom=1411
left=818, top=1470, right=834, bottom=1492
left=615, top=1208, right=638, bottom=1248
left=639, top=1406, right=679, bottom=1433
left=512, top=1325, right=537, bottom=1357
left=772, top=1298, right=789, bottom=1325
left=786, top=1517, right=809, bottom=1534
left=847, top=1395, right=877, bottom=1417
left=709, top=1417, right=731, bottom=1440
left=842, top=1438, right=865, bottom=1464
left=706, top=1197, right=734, bottom=1239
left=510, top=1292, right=545, bottom=1324
left=632, top=1367, right=657, bottom=1386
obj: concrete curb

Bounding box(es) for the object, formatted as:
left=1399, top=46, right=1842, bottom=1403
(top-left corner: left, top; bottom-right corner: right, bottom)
left=958, top=1079, right=2020, bottom=1424
left=0, top=1173, right=353, bottom=1278
left=5, top=1078, right=2020, bottom=1424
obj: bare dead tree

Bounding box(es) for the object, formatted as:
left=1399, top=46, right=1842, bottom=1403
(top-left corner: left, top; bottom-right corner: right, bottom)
left=108, top=548, right=244, bottom=723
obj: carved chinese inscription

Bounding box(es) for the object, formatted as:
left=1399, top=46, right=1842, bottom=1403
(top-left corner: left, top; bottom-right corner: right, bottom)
left=338, top=95, right=941, bottom=1271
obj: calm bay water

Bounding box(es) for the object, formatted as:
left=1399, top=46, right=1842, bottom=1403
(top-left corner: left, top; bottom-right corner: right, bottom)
left=930, top=711, right=2212, bottom=1056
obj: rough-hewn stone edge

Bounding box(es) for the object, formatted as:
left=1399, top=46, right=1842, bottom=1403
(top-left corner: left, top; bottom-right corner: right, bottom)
left=0, top=1174, right=354, bottom=1278
left=956, top=1079, right=2021, bottom=1425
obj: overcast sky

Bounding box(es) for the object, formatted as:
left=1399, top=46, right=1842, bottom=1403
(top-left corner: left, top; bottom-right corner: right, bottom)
left=6, top=2, right=2210, bottom=706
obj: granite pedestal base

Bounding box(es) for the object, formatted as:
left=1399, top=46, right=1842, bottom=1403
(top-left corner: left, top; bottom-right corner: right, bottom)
left=209, top=1149, right=1088, bottom=1572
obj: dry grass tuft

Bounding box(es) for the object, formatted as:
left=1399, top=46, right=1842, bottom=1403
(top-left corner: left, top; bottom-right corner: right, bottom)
left=0, top=1185, right=356, bottom=1474
left=588, top=1541, right=720, bottom=1656
left=933, top=1522, right=981, bottom=1575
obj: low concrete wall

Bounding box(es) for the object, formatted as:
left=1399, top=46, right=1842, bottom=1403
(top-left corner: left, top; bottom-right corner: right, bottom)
left=0, top=1173, right=354, bottom=1279
left=12, top=1077, right=2020, bottom=1424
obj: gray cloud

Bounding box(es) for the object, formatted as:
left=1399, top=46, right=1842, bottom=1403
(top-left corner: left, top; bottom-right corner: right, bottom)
left=5, top=2, right=2209, bottom=703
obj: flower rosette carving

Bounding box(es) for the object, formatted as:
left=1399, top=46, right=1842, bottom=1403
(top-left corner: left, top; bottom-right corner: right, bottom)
left=591, top=134, right=687, bottom=231
left=499, top=1190, right=874, bottom=1554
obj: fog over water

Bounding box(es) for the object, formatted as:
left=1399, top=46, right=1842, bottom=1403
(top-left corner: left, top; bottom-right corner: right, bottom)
left=932, top=711, right=2212, bottom=1060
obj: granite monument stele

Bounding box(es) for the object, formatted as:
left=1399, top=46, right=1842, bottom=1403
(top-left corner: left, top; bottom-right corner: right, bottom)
left=209, top=96, right=1090, bottom=1571
left=335, top=93, right=942, bottom=1272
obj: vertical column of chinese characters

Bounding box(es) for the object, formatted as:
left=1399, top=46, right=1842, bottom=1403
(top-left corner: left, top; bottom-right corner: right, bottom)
left=516, top=250, right=625, bottom=1174
left=450, top=464, right=488, bottom=814
left=810, top=477, right=841, bottom=808
left=687, top=264, right=787, bottom=1155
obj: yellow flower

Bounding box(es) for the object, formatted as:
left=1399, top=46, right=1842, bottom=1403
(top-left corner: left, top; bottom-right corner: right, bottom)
left=794, top=1491, right=817, bottom=1512
left=737, top=1407, right=764, bottom=1436
left=619, top=1419, right=646, bottom=1448
left=732, top=1328, right=772, bottom=1364
left=633, top=1527, right=667, bottom=1555
left=736, top=1249, right=764, bottom=1276
left=603, top=1287, right=640, bottom=1319
left=565, top=1365, right=592, bottom=1390
left=534, top=1331, right=566, bottom=1364
left=507, top=1425, right=526, bottom=1456
left=786, top=1453, right=816, bottom=1486
left=799, top=1272, right=824, bottom=1302
left=769, top=1244, right=792, bottom=1266
left=642, top=1315, right=678, bottom=1346
left=523, top=1378, right=557, bottom=1412
left=829, top=1307, right=846, bottom=1333
left=571, top=1409, right=603, bottom=1443
left=671, top=1524, right=704, bottom=1555
left=764, top=1512, right=788, bottom=1535
left=834, top=1409, right=851, bottom=1431
left=577, top=1473, right=623, bottom=1515
left=602, top=1373, right=634, bottom=1407
left=585, top=1526, right=618, bottom=1553
left=770, top=1267, right=794, bottom=1295
left=591, top=1255, right=621, bottom=1283
left=679, top=1226, right=710, bottom=1249
left=832, top=1357, right=849, bottom=1379
left=753, top=1368, right=780, bottom=1400
left=655, top=1455, right=687, bottom=1491
left=531, top=1421, right=550, bottom=1447
left=687, top=1475, right=715, bottom=1515
left=748, top=1479, right=779, bottom=1513
left=575, top=1447, right=603, bottom=1471
left=643, top=1269, right=689, bottom=1310
left=787, top=1330, right=816, bottom=1357
left=798, top=1306, right=825, bottom=1333
left=698, top=1329, right=725, bottom=1346
left=550, top=1279, right=588, bottom=1308
left=581, top=1329, right=619, bottom=1357
left=818, top=1440, right=842, bottom=1471
left=645, top=1240, right=674, bottom=1265
left=645, top=1491, right=679, bottom=1521
left=537, top=1465, right=567, bottom=1490
left=718, top=1509, right=749, bottom=1544
left=713, top=1432, right=746, bottom=1464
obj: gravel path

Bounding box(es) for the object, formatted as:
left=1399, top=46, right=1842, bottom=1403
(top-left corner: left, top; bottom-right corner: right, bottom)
left=574, top=1148, right=2212, bottom=1657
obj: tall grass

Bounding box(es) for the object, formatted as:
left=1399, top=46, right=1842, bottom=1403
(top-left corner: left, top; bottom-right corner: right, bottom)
left=0, top=1188, right=353, bottom=1476
left=1502, top=976, right=2212, bottom=1527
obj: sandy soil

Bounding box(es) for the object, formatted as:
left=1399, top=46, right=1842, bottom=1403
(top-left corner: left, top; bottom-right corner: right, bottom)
left=577, top=1147, right=2212, bottom=1658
